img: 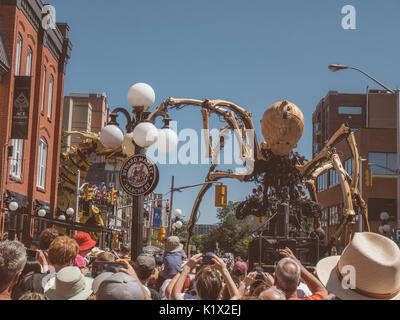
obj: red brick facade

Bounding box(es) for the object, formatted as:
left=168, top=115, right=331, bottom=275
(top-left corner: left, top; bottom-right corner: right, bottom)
left=0, top=0, right=71, bottom=244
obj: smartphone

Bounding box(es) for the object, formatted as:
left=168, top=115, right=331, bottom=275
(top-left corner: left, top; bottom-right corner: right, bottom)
left=26, top=248, right=37, bottom=262
left=91, top=261, right=126, bottom=278
left=202, top=252, right=215, bottom=265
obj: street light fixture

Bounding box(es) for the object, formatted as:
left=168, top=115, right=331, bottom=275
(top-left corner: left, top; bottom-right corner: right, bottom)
left=66, top=208, right=75, bottom=218
left=328, top=64, right=400, bottom=229
left=58, top=214, right=66, bottom=221
left=8, top=202, right=18, bottom=212
left=174, top=209, right=183, bottom=218
left=100, top=82, right=178, bottom=261
left=37, top=209, right=46, bottom=217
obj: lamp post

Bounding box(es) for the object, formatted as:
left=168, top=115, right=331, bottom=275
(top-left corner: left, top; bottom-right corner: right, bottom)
left=100, top=83, right=178, bottom=261
left=328, top=64, right=400, bottom=228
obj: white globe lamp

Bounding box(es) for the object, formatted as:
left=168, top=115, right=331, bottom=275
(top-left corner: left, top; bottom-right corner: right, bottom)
left=175, top=221, right=183, bottom=229
left=8, top=202, right=18, bottom=212
left=174, top=209, right=182, bottom=218
left=58, top=215, right=66, bottom=221
left=127, top=83, right=155, bottom=109
left=66, top=208, right=75, bottom=217
left=156, top=128, right=179, bottom=153
left=379, top=226, right=384, bottom=234
left=380, top=211, right=390, bottom=221
left=100, top=125, right=124, bottom=149
left=38, top=209, right=46, bottom=217
left=383, top=224, right=391, bottom=233
left=133, top=122, right=159, bottom=148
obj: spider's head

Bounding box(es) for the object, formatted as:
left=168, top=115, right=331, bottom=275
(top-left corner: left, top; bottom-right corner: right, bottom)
left=261, top=100, right=304, bottom=156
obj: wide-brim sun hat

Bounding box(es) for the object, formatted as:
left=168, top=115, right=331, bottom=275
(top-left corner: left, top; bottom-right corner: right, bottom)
left=165, top=236, right=183, bottom=253
left=45, top=266, right=93, bottom=300
left=316, top=232, right=400, bottom=300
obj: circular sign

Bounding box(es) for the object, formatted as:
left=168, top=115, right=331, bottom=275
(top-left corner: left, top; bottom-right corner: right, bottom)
left=119, top=154, right=159, bottom=196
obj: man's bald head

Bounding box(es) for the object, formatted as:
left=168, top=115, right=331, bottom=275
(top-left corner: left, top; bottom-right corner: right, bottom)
left=275, top=257, right=301, bottom=294
left=259, top=288, right=286, bottom=300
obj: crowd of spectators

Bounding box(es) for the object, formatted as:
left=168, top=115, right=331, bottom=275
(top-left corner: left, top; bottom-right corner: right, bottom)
left=1, top=230, right=399, bottom=300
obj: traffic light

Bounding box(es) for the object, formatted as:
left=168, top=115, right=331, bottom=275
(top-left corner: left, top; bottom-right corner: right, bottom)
left=215, top=185, right=228, bottom=207
left=365, top=169, right=373, bottom=187
left=257, top=216, right=265, bottom=225
left=158, top=227, right=166, bottom=241
left=85, top=188, right=93, bottom=201
left=111, top=189, right=119, bottom=204
left=166, top=201, right=170, bottom=213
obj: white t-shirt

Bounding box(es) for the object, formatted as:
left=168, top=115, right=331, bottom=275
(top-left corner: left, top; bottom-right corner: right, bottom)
left=160, top=279, right=172, bottom=300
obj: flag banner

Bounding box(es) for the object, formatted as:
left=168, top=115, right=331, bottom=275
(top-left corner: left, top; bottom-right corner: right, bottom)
left=11, top=76, right=31, bottom=140
left=153, top=207, right=162, bottom=227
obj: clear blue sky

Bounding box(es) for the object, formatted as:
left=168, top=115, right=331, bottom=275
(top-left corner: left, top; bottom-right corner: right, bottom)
left=51, top=0, right=400, bottom=224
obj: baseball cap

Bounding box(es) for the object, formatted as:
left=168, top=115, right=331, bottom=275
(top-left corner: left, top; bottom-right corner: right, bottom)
left=135, top=254, right=155, bottom=273
left=96, top=272, right=145, bottom=300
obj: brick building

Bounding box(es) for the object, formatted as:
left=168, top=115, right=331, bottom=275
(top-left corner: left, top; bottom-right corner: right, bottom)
left=0, top=0, right=71, bottom=243
left=63, top=93, right=110, bottom=150
left=312, top=90, right=397, bottom=247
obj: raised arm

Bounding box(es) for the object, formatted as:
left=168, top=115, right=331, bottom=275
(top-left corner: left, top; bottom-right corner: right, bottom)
left=279, top=248, right=328, bottom=296
left=172, top=254, right=203, bottom=300
left=211, top=255, right=240, bottom=300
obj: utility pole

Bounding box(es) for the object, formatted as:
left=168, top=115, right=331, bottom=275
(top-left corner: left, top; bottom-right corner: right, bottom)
left=167, top=176, right=174, bottom=237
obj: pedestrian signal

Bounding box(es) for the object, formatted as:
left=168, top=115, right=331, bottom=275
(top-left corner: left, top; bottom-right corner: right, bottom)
left=365, top=169, right=373, bottom=187
left=257, top=216, right=265, bottom=225
left=215, top=185, right=227, bottom=207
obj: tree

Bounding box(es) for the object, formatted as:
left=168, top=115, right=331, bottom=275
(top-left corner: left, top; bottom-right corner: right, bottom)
left=201, top=201, right=253, bottom=259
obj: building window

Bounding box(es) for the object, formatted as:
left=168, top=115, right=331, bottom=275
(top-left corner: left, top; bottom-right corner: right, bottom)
left=10, top=139, right=23, bottom=179
left=37, top=138, right=48, bottom=189
left=329, top=206, right=340, bottom=226
left=317, top=172, right=328, bottom=192
left=26, top=46, right=32, bottom=76
left=15, top=34, right=22, bottom=75
left=338, top=106, right=362, bottom=115
left=329, top=169, right=340, bottom=187
left=368, top=152, right=397, bottom=175
left=40, top=68, right=46, bottom=113
left=47, top=75, right=54, bottom=118
left=344, top=158, right=353, bottom=176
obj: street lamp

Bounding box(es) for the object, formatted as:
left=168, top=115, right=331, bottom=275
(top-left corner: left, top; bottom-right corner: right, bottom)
left=329, top=64, right=400, bottom=229
left=174, top=209, right=183, bottom=218
left=8, top=202, right=18, bottom=212
left=66, top=208, right=75, bottom=218
left=37, top=209, right=46, bottom=217
left=379, top=211, right=391, bottom=237
left=100, top=82, right=178, bottom=261
left=58, top=214, right=66, bottom=221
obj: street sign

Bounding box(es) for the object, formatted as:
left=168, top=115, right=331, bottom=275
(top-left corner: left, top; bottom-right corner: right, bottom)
left=119, top=154, right=159, bottom=196
left=394, top=228, right=400, bottom=246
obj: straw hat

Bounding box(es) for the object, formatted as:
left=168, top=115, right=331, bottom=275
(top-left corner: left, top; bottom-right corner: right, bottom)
left=316, top=232, right=400, bottom=300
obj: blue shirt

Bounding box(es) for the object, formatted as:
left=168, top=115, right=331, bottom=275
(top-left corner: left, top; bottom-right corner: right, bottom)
left=161, top=251, right=184, bottom=278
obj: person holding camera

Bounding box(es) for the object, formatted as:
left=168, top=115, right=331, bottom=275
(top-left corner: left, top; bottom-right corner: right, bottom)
left=171, top=253, right=239, bottom=300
